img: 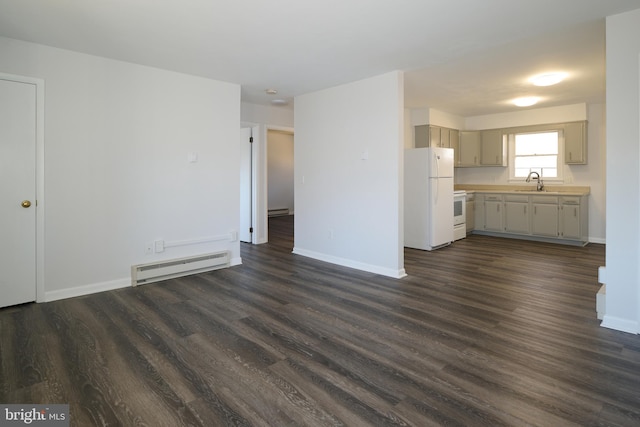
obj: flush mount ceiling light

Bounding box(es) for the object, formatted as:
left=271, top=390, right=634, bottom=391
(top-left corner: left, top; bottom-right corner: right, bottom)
left=271, top=99, right=288, bottom=106
left=513, top=96, right=539, bottom=107
left=530, top=72, right=567, bottom=87
left=265, top=88, right=278, bottom=95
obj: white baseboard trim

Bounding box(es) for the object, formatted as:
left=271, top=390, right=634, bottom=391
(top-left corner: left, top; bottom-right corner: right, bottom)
left=292, top=247, right=407, bottom=279
left=601, top=315, right=639, bottom=334
left=589, top=237, right=606, bottom=244
left=230, top=257, right=242, bottom=267
left=45, top=278, right=130, bottom=302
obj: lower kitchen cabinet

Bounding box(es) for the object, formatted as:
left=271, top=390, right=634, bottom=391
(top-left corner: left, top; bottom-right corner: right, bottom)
left=465, top=193, right=475, bottom=232
left=560, top=197, right=584, bottom=239
left=483, top=194, right=503, bottom=232
left=473, top=192, right=588, bottom=245
left=532, top=202, right=559, bottom=237
left=504, top=195, right=530, bottom=234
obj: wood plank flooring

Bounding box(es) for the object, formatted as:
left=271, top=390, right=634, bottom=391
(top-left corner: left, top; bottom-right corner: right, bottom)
left=2, top=215, right=639, bottom=426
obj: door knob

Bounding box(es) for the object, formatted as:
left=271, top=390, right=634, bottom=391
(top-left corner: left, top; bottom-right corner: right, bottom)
left=21, top=200, right=31, bottom=208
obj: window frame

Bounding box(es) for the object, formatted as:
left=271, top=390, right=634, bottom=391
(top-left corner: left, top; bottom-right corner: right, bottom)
left=508, top=128, right=565, bottom=183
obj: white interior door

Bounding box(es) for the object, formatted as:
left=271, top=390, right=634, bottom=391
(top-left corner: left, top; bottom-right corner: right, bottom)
left=239, top=127, right=253, bottom=243
left=0, top=78, right=37, bottom=308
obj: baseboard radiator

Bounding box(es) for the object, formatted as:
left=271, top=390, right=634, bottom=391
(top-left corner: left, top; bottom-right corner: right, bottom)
left=131, top=251, right=230, bottom=286
left=268, top=208, right=290, bottom=217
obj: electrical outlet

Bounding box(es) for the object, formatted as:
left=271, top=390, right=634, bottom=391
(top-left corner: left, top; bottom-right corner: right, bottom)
left=145, top=242, right=153, bottom=255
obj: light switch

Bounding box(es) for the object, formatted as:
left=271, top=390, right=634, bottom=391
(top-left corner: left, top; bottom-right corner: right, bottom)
left=154, top=240, right=165, bottom=253
left=188, top=151, right=198, bottom=163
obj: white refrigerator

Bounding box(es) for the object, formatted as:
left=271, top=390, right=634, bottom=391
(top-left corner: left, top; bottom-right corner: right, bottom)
left=404, top=147, right=454, bottom=250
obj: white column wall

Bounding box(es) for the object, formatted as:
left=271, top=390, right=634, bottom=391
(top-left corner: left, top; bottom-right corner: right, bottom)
left=294, top=71, right=406, bottom=278
left=602, top=8, right=640, bottom=334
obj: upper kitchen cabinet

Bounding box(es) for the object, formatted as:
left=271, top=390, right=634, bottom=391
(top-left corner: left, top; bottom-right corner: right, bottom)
left=430, top=126, right=442, bottom=147
left=564, top=121, right=587, bottom=164
left=449, top=129, right=460, bottom=164
left=414, top=125, right=430, bottom=148
left=480, top=129, right=507, bottom=166
left=414, top=125, right=459, bottom=150
left=458, top=131, right=480, bottom=167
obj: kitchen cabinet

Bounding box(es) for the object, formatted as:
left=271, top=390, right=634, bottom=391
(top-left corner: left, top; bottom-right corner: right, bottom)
left=531, top=196, right=559, bottom=237
left=471, top=192, right=588, bottom=245
left=504, top=195, right=530, bottom=234
left=458, top=131, right=481, bottom=167
left=414, top=125, right=429, bottom=148
left=480, top=129, right=507, bottom=166
left=455, top=120, right=587, bottom=167
left=564, top=121, right=587, bottom=164
left=483, top=194, right=503, bottom=232
left=415, top=125, right=455, bottom=148
left=560, top=196, right=585, bottom=240
left=430, top=126, right=443, bottom=147
left=415, top=125, right=460, bottom=162
left=449, top=129, right=460, bottom=162
left=465, top=192, right=475, bottom=233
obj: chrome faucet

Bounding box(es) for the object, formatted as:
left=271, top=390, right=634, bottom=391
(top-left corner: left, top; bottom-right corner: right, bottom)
left=526, top=171, right=544, bottom=191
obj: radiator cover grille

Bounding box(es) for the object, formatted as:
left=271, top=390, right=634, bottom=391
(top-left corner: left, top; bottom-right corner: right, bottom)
left=131, top=251, right=230, bottom=286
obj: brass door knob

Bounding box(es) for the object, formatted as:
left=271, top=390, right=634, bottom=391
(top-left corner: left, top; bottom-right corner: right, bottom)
left=21, top=200, right=31, bottom=208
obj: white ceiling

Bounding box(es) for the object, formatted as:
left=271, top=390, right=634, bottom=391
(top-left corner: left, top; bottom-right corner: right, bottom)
left=1, top=0, right=639, bottom=117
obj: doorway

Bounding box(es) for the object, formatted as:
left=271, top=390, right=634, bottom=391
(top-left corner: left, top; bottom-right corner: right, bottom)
left=267, top=129, right=294, bottom=219
left=0, top=74, right=44, bottom=307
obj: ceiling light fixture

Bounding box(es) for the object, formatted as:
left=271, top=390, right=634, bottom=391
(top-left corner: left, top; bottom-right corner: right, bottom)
left=530, top=72, right=567, bottom=87
left=513, top=97, right=539, bottom=107
left=271, top=99, right=288, bottom=106
left=265, top=88, right=278, bottom=95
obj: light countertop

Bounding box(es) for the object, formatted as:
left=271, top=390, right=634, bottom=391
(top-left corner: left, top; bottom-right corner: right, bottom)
left=454, top=184, right=590, bottom=196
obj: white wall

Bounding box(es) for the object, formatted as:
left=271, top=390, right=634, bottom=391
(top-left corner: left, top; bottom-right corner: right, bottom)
left=454, top=103, right=606, bottom=242
left=464, top=103, right=587, bottom=130
left=294, top=71, right=406, bottom=278
left=602, top=8, right=640, bottom=334
left=0, top=36, right=241, bottom=300
left=267, top=130, right=294, bottom=214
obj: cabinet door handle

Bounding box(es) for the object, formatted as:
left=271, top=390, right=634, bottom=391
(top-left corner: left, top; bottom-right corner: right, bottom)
left=534, top=206, right=537, bottom=215
left=574, top=207, right=577, bottom=217
left=524, top=206, right=527, bottom=214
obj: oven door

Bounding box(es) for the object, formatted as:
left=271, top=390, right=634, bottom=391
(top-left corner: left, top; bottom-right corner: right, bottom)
left=453, top=196, right=466, bottom=226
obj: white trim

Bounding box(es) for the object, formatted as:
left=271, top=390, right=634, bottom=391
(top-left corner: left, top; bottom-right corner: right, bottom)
left=601, top=315, right=639, bottom=334
left=45, top=278, right=130, bottom=302
left=589, top=237, right=606, bottom=244
left=507, top=129, right=565, bottom=183
left=0, top=72, right=45, bottom=303
left=230, top=256, right=242, bottom=266
left=292, top=247, right=407, bottom=279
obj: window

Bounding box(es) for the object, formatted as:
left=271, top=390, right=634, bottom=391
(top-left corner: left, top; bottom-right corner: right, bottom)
left=509, top=130, right=563, bottom=182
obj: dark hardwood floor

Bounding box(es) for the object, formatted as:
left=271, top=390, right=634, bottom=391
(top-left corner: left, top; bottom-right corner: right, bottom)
left=2, top=215, right=639, bottom=426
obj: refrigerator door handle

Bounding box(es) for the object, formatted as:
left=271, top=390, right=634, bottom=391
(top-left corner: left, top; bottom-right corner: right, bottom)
left=434, top=153, right=440, bottom=203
